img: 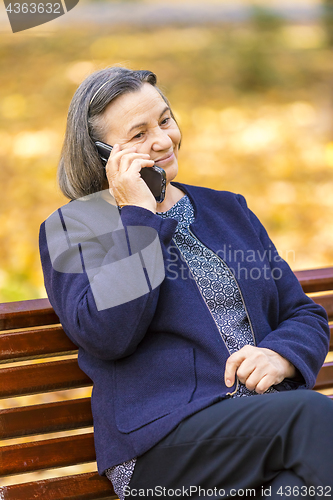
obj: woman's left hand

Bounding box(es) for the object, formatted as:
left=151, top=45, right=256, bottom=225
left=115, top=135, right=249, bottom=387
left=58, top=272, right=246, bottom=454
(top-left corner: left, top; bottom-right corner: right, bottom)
left=224, top=345, right=296, bottom=394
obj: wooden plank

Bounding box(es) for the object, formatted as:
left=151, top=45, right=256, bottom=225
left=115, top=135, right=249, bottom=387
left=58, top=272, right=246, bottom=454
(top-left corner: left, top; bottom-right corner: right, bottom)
left=0, top=299, right=59, bottom=331
left=314, top=362, right=333, bottom=390
left=0, top=472, right=115, bottom=500
left=294, top=267, right=333, bottom=293
left=0, top=433, right=96, bottom=476
left=311, top=293, right=333, bottom=321
left=0, top=327, right=77, bottom=363
left=0, top=399, right=92, bottom=440
left=0, top=359, right=91, bottom=398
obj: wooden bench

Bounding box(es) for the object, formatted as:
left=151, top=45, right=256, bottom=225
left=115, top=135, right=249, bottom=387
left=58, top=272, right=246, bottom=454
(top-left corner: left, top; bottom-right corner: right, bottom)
left=1, top=266, right=333, bottom=499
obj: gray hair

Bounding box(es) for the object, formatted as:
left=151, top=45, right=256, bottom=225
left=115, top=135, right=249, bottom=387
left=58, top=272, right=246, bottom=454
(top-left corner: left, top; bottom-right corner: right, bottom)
left=58, top=67, right=176, bottom=200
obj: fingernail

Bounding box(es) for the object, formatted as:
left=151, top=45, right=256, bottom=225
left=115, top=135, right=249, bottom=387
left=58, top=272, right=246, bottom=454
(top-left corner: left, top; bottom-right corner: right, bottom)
left=226, top=379, right=232, bottom=387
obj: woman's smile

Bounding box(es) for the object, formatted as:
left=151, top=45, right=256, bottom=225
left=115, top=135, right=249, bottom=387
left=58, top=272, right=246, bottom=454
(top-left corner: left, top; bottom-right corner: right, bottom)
left=154, top=150, right=175, bottom=167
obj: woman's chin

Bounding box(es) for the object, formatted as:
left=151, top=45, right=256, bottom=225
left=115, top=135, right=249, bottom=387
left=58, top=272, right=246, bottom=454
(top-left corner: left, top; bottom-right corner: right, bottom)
left=164, top=161, right=179, bottom=185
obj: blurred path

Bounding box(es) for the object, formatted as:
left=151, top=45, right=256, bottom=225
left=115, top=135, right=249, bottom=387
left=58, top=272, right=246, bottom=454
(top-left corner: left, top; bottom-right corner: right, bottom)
left=0, top=1, right=324, bottom=31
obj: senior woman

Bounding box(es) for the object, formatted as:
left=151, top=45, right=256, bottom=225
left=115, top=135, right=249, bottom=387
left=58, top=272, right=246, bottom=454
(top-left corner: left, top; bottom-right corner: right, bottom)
left=39, top=67, right=333, bottom=500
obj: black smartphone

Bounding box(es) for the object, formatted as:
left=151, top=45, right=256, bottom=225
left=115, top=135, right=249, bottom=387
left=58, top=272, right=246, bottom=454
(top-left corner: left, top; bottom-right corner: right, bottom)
left=95, top=141, right=166, bottom=203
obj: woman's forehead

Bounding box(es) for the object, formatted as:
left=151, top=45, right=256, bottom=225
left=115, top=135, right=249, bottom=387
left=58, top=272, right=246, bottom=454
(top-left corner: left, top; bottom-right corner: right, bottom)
left=103, top=84, right=167, bottom=130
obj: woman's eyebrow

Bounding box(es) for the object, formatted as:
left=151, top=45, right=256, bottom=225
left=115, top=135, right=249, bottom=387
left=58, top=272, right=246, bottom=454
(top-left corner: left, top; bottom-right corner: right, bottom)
left=128, top=106, right=170, bottom=133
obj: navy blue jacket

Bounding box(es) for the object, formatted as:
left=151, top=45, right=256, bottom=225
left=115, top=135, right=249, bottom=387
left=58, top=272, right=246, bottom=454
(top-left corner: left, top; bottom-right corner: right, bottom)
left=39, top=183, right=330, bottom=475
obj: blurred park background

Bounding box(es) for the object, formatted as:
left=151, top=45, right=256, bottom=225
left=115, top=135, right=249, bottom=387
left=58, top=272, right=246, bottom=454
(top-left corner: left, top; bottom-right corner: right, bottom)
left=1, top=0, right=333, bottom=302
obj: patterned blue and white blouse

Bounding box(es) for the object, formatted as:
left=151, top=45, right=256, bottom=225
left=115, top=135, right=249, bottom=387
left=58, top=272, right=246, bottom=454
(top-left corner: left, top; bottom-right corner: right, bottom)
left=105, top=194, right=276, bottom=498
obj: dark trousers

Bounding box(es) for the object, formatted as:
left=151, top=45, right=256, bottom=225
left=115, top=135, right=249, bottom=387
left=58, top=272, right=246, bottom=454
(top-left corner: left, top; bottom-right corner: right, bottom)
left=128, top=390, right=333, bottom=500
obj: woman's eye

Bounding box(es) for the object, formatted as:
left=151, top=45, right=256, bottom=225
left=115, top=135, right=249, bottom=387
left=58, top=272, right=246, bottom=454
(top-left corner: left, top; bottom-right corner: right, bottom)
left=133, top=132, right=144, bottom=140
left=161, top=117, right=170, bottom=126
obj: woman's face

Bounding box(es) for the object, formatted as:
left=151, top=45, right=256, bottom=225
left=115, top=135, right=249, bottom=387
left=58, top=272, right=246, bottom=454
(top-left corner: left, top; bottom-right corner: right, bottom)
left=101, top=83, right=181, bottom=185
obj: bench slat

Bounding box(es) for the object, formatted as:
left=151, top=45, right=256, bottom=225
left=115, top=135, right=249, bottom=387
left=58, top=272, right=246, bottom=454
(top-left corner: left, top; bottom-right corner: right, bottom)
left=0, top=269, right=331, bottom=330
left=312, top=293, right=333, bottom=321
left=294, top=267, right=333, bottom=293
left=0, top=472, right=115, bottom=500
left=1, top=324, right=328, bottom=361
left=0, top=433, right=96, bottom=476
left=0, top=359, right=91, bottom=398
left=314, top=362, right=333, bottom=390
left=0, top=299, right=58, bottom=331
left=0, top=398, right=92, bottom=440
left=0, top=327, right=77, bottom=363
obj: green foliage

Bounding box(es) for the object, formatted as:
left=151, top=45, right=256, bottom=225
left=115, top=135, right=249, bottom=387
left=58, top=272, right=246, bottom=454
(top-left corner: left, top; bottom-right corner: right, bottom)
left=322, top=0, right=333, bottom=47
left=249, top=5, right=284, bottom=33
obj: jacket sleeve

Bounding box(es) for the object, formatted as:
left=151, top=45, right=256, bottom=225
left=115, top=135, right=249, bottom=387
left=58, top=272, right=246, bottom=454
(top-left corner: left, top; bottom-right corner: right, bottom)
left=236, top=194, right=330, bottom=389
left=39, top=201, right=177, bottom=361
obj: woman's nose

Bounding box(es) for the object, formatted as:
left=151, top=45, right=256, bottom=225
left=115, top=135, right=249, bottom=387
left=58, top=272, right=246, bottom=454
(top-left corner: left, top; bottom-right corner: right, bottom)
left=151, top=128, right=173, bottom=151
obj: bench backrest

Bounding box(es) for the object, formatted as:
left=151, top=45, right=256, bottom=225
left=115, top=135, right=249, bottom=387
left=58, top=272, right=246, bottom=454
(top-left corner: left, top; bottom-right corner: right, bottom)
left=0, top=299, right=115, bottom=499
left=0, top=267, right=333, bottom=499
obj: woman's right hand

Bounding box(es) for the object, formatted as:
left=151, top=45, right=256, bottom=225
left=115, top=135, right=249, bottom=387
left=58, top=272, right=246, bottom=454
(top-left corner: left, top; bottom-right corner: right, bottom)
left=105, top=144, right=157, bottom=213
